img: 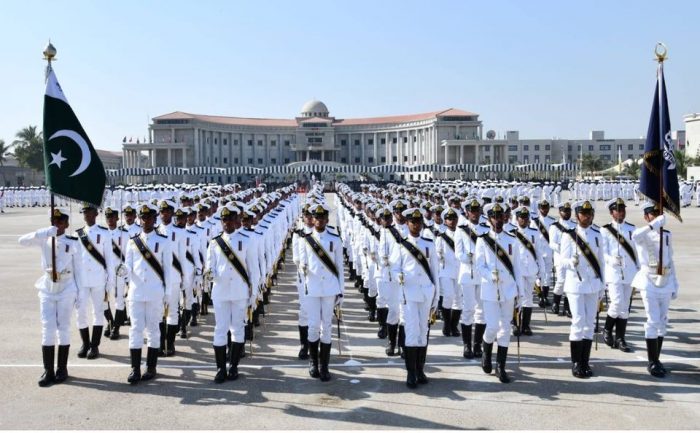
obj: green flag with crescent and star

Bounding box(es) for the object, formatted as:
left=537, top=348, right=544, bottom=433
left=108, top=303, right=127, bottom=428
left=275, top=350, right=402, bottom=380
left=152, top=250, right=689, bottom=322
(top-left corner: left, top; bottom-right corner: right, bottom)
left=43, top=66, right=106, bottom=206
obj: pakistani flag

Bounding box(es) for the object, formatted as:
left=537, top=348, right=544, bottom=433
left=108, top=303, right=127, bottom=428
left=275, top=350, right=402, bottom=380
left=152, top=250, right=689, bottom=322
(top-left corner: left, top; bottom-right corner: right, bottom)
left=43, top=66, right=106, bottom=206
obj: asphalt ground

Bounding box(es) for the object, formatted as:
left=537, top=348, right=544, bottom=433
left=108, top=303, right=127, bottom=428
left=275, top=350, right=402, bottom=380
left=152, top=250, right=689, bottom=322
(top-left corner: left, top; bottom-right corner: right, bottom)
left=0, top=194, right=698, bottom=430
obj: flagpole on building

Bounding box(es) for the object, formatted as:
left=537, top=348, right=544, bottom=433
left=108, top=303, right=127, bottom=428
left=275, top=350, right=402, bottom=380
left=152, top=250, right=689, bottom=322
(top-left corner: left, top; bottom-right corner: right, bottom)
left=655, top=43, right=667, bottom=276
left=43, top=40, right=58, bottom=283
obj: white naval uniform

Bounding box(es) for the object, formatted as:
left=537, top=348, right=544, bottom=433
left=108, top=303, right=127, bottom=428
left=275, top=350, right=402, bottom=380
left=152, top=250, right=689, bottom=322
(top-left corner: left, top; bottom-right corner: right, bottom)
left=377, top=224, right=408, bottom=325
left=298, top=228, right=344, bottom=345
left=560, top=225, right=605, bottom=341
left=549, top=218, right=576, bottom=295
left=531, top=214, right=556, bottom=287
left=207, top=230, right=260, bottom=346
left=292, top=225, right=314, bottom=327
left=512, top=225, right=547, bottom=308
left=109, top=226, right=129, bottom=310
left=631, top=225, right=679, bottom=338
left=601, top=221, right=639, bottom=319
left=19, top=227, right=79, bottom=346
left=455, top=222, right=489, bottom=326
left=390, top=233, right=440, bottom=348
left=75, top=224, right=116, bottom=329
left=124, top=231, right=172, bottom=349
left=474, top=230, right=523, bottom=347
left=158, top=223, right=186, bottom=325
left=435, top=227, right=461, bottom=310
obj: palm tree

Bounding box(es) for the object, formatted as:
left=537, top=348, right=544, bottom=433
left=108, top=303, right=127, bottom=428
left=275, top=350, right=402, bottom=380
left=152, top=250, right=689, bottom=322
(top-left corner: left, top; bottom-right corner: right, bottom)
left=673, top=150, right=691, bottom=178
left=0, top=139, right=14, bottom=186
left=581, top=154, right=604, bottom=175
left=623, top=160, right=641, bottom=179
left=12, top=126, right=44, bottom=171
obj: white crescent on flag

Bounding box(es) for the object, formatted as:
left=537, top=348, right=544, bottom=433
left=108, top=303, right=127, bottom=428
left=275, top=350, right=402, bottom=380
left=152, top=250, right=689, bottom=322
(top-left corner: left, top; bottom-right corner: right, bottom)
left=48, top=129, right=92, bottom=177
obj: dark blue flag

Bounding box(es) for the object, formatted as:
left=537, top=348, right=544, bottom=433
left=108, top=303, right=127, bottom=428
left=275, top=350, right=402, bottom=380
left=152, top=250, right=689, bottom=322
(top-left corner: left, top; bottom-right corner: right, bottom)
left=639, top=63, right=682, bottom=222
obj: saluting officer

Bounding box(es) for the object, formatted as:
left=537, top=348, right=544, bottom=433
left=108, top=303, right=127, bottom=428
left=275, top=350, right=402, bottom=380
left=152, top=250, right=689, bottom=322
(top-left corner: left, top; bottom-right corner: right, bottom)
left=298, top=203, right=344, bottom=382
left=124, top=203, right=173, bottom=384
left=207, top=204, right=260, bottom=383
left=19, top=208, right=79, bottom=387
left=390, top=207, right=440, bottom=389
left=560, top=200, right=605, bottom=379
left=600, top=198, right=639, bottom=352
left=474, top=203, right=524, bottom=383
left=631, top=202, right=679, bottom=377
left=75, top=203, right=116, bottom=360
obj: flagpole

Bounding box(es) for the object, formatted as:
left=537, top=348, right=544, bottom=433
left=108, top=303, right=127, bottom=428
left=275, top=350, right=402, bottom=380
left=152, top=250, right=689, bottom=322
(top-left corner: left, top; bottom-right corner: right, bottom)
left=655, top=43, right=667, bottom=276
left=44, top=41, right=58, bottom=283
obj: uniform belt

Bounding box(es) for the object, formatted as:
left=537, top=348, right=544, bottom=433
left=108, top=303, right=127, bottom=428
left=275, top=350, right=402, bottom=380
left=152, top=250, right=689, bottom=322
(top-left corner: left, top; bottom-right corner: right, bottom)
left=642, top=265, right=670, bottom=276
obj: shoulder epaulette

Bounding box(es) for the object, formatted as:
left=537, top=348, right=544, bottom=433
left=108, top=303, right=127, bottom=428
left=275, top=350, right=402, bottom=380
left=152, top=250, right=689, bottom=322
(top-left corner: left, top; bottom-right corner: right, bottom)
left=239, top=232, right=249, bottom=238
left=328, top=231, right=340, bottom=238
left=98, top=225, right=108, bottom=230
left=504, top=231, right=516, bottom=237
left=193, top=225, right=205, bottom=230
left=65, top=235, right=78, bottom=240
left=662, top=228, right=670, bottom=233
left=187, top=229, right=197, bottom=234
left=624, top=222, right=636, bottom=227
left=156, top=233, right=168, bottom=238
left=421, top=236, right=434, bottom=242
left=214, top=216, right=221, bottom=221
left=213, top=233, right=222, bottom=239
left=591, top=227, right=600, bottom=233
left=130, top=234, right=140, bottom=240
left=479, top=223, right=489, bottom=227
left=327, top=225, right=336, bottom=230
left=119, top=227, right=129, bottom=233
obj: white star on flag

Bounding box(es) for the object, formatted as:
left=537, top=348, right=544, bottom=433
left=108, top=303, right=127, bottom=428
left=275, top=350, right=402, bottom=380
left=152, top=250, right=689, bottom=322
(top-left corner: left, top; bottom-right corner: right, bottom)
left=48, top=150, right=67, bottom=169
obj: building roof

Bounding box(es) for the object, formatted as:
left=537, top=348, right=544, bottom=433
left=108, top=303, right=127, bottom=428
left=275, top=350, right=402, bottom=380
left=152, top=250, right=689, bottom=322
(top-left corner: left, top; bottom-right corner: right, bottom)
left=153, top=107, right=478, bottom=128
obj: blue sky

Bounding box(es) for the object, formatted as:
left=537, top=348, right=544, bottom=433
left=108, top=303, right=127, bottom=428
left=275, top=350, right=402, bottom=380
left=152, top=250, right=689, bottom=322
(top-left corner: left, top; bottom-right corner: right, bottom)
left=2, top=0, right=699, bottom=152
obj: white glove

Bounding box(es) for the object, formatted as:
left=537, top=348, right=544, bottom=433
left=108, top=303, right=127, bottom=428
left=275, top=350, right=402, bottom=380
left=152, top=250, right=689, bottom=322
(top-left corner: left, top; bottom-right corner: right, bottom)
left=614, top=256, right=623, bottom=267
left=597, top=290, right=605, bottom=302
left=571, top=255, right=579, bottom=267
left=490, top=270, right=499, bottom=283
left=249, top=296, right=257, bottom=308
left=650, top=215, right=666, bottom=230
left=335, top=293, right=344, bottom=306
left=535, top=277, right=542, bottom=287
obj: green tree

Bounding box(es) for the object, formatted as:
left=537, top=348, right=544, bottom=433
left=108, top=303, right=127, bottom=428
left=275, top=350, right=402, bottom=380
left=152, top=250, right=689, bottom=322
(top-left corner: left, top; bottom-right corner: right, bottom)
left=623, top=160, right=641, bottom=179
left=0, top=139, right=15, bottom=186
left=581, top=154, right=604, bottom=174
left=673, top=150, right=693, bottom=178
left=12, top=125, right=44, bottom=171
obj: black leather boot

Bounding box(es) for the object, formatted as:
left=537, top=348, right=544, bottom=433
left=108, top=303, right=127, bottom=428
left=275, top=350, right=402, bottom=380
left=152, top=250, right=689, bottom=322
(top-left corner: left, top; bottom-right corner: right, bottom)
left=563, top=296, right=572, bottom=318
left=86, top=326, right=102, bottom=359
left=521, top=307, right=533, bottom=336
left=308, top=340, right=320, bottom=378
left=570, top=340, right=585, bottom=378
left=385, top=324, right=398, bottom=356
left=615, top=318, right=630, bottom=352
left=368, top=295, right=377, bottom=322
left=416, top=346, right=428, bottom=384
left=213, top=345, right=227, bottom=383
left=179, top=310, right=190, bottom=338
left=481, top=341, right=493, bottom=374
left=511, top=309, right=521, bottom=337
left=228, top=342, right=243, bottom=380
left=646, top=338, right=664, bottom=377
left=298, top=326, right=309, bottom=360
left=103, top=309, right=114, bottom=338
left=319, top=342, right=332, bottom=382
left=603, top=315, right=615, bottom=347
left=141, top=347, right=159, bottom=381
left=441, top=308, right=452, bottom=336
left=158, top=322, right=166, bottom=357
left=77, top=327, right=90, bottom=358
left=657, top=337, right=667, bottom=374
left=166, top=324, right=178, bottom=356
left=190, top=304, right=199, bottom=326
left=38, top=345, right=55, bottom=387
left=542, top=286, right=551, bottom=306
left=110, top=309, right=124, bottom=340
left=437, top=296, right=444, bottom=320
left=461, top=324, right=474, bottom=359
left=127, top=348, right=141, bottom=384
left=377, top=307, right=388, bottom=339
left=404, top=347, right=418, bottom=389
left=495, top=346, right=510, bottom=383
left=551, top=294, right=561, bottom=314
left=473, top=323, right=486, bottom=358
left=451, top=310, right=462, bottom=337
left=55, top=345, right=70, bottom=384
left=398, top=325, right=406, bottom=359
left=581, top=339, right=593, bottom=377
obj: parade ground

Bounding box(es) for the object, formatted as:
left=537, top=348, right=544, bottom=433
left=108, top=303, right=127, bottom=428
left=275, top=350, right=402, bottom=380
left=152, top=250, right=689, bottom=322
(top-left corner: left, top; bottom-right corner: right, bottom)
left=0, top=194, right=699, bottom=430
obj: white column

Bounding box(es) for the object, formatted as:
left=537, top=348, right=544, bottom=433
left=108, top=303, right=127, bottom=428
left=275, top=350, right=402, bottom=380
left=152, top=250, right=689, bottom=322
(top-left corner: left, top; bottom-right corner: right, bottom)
left=360, top=133, right=365, bottom=164
left=194, top=128, right=199, bottom=166
left=373, top=132, right=378, bottom=165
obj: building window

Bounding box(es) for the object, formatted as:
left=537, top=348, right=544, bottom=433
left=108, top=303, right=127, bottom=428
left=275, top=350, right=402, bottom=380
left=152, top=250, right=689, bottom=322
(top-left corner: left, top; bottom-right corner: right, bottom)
left=413, top=136, right=417, bottom=142
left=600, top=144, right=611, bottom=151
left=214, top=157, right=218, bottom=164
left=223, top=157, right=228, bottom=164
left=588, top=145, right=594, bottom=151
left=380, top=138, right=386, bottom=145
left=234, top=158, right=239, bottom=164
left=639, top=144, right=644, bottom=150
left=271, top=158, right=276, bottom=164
left=508, top=145, right=518, bottom=151
left=535, top=156, right=540, bottom=163
left=523, top=145, right=529, bottom=151
left=368, top=157, right=374, bottom=163
left=534, top=145, right=540, bottom=151
left=403, top=156, right=408, bottom=162
left=413, top=155, right=417, bottom=161
left=341, top=139, right=347, bottom=146
left=214, top=138, right=218, bottom=144
left=284, top=158, right=290, bottom=164
left=508, top=155, right=518, bottom=163
left=341, top=157, right=347, bottom=163
left=568, top=145, right=572, bottom=151
left=403, top=137, right=408, bottom=143
left=545, top=155, right=550, bottom=162
left=628, top=154, right=634, bottom=159
left=381, top=156, right=386, bottom=163
left=523, top=155, right=529, bottom=163
left=248, top=158, right=253, bottom=164
left=392, top=156, right=398, bottom=162
left=392, top=137, right=397, bottom=144
left=354, top=139, right=360, bottom=146
left=368, top=139, right=374, bottom=145
left=285, top=140, right=291, bottom=146
left=354, top=157, right=360, bottom=163
left=223, top=139, right=227, bottom=145
left=601, top=154, right=611, bottom=161
left=545, top=144, right=550, bottom=150
left=628, top=144, right=633, bottom=150
left=483, top=145, right=491, bottom=151
left=234, top=139, right=239, bottom=146
left=257, top=158, right=263, bottom=164
left=271, top=140, right=277, bottom=146
left=248, top=140, right=253, bottom=146
left=257, top=140, right=263, bottom=146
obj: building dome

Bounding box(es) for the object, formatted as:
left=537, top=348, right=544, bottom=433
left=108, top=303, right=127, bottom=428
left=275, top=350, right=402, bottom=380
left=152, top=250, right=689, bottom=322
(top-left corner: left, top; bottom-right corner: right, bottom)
left=300, top=99, right=329, bottom=118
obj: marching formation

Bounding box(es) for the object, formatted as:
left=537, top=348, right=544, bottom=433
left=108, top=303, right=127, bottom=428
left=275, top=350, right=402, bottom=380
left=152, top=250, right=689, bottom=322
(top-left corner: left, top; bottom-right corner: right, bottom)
left=18, top=179, right=680, bottom=389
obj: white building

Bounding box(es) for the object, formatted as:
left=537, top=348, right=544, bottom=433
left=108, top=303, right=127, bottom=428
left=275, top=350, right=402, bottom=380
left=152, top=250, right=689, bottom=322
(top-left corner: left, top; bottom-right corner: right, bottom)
left=684, top=113, right=700, bottom=160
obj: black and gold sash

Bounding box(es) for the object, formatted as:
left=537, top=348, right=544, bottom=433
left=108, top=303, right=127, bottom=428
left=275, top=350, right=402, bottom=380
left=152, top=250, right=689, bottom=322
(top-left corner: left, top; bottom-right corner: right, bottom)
left=438, top=231, right=455, bottom=251
left=214, top=235, right=251, bottom=289
left=173, top=255, right=183, bottom=277
left=304, top=234, right=339, bottom=278
left=399, top=238, right=435, bottom=285
left=534, top=218, right=550, bottom=242
left=602, top=224, right=638, bottom=266
left=77, top=228, right=106, bottom=269
left=480, top=234, right=516, bottom=280
left=566, top=230, right=602, bottom=280
left=459, top=224, right=478, bottom=244
left=388, top=226, right=403, bottom=243
left=514, top=230, right=537, bottom=261
left=111, top=240, right=125, bottom=261
left=185, top=250, right=195, bottom=265
left=132, top=235, right=164, bottom=284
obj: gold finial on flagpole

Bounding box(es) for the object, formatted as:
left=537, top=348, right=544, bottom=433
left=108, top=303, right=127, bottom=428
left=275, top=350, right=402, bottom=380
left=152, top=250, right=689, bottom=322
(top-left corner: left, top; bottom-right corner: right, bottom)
left=43, top=40, right=57, bottom=63
left=654, top=42, right=668, bottom=63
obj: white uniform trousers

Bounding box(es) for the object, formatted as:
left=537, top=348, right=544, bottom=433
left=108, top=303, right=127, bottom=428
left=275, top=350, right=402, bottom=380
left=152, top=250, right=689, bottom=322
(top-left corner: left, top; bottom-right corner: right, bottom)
left=39, top=292, right=76, bottom=346
left=213, top=299, right=247, bottom=346
left=306, top=295, right=336, bottom=344
left=379, top=282, right=401, bottom=325
left=181, top=282, right=195, bottom=310
left=440, top=277, right=462, bottom=310
left=128, top=299, right=163, bottom=349
left=482, top=298, right=515, bottom=347
left=297, top=274, right=309, bottom=327
left=553, top=263, right=565, bottom=295
left=641, top=291, right=672, bottom=338
left=77, top=285, right=106, bottom=328
left=607, top=283, right=633, bottom=320
left=460, top=284, right=485, bottom=325
left=114, top=276, right=127, bottom=310
left=568, top=292, right=598, bottom=341
left=166, top=285, right=182, bottom=325
left=367, top=264, right=377, bottom=297
left=521, top=276, right=536, bottom=308
left=403, top=299, right=431, bottom=347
